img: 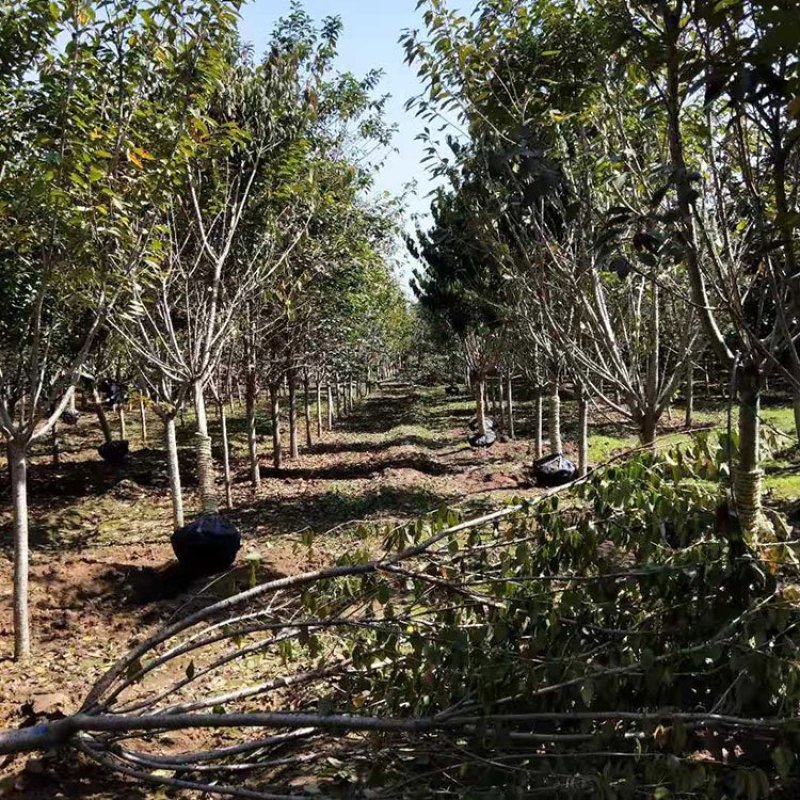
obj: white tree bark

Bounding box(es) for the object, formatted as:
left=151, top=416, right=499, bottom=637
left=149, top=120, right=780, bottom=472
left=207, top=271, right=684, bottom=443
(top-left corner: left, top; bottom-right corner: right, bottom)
left=506, top=374, right=515, bottom=440
left=270, top=383, right=282, bottom=470
left=218, top=400, right=232, bottom=510
left=139, top=395, right=148, bottom=447
left=316, top=378, right=323, bottom=439
left=245, top=371, right=259, bottom=488
left=193, top=381, right=217, bottom=513
left=577, top=387, right=589, bottom=477
left=164, top=415, right=184, bottom=529
left=548, top=382, right=562, bottom=455
left=9, top=441, right=30, bottom=660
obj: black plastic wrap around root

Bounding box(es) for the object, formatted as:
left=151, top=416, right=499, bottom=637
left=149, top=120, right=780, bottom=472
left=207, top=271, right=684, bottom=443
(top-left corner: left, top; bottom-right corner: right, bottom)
left=469, top=429, right=497, bottom=449
left=98, top=440, right=129, bottom=465
left=171, top=514, right=242, bottom=576
left=531, top=453, right=577, bottom=487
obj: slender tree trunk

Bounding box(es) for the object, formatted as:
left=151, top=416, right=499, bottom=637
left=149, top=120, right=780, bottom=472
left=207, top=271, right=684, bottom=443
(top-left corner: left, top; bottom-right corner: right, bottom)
left=794, top=394, right=800, bottom=445
left=67, top=388, right=77, bottom=415
left=645, top=280, right=660, bottom=444
left=270, top=383, right=282, bottom=470
left=92, top=388, right=113, bottom=445
left=685, top=358, right=694, bottom=428
left=51, top=424, right=61, bottom=466
left=316, top=379, right=323, bottom=439
left=641, top=410, right=658, bottom=449
left=327, top=384, right=334, bottom=431
left=245, top=370, right=259, bottom=488
left=287, top=365, right=299, bottom=460
left=164, top=415, right=184, bottom=529
left=506, top=374, right=515, bottom=440
left=139, top=395, right=148, bottom=447
left=577, top=387, right=589, bottom=477
left=218, top=400, right=233, bottom=510
left=735, top=362, right=764, bottom=534
left=499, top=378, right=506, bottom=433
left=118, top=406, right=127, bottom=441
left=9, top=441, right=30, bottom=660
left=473, top=376, right=487, bottom=437
left=193, top=381, right=217, bottom=514
left=534, top=383, right=544, bottom=460
left=548, top=380, right=562, bottom=454
left=335, top=373, right=342, bottom=419
left=303, top=371, right=312, bottom=449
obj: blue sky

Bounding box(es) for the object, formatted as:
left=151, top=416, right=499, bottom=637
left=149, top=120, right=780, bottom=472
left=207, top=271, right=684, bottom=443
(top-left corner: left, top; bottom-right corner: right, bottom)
left=238, top=1, right=468, bottom=285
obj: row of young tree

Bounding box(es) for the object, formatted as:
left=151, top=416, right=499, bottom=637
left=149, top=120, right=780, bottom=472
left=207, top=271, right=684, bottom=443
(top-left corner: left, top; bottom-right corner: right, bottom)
left=406, top=0, right=799, bottom=533
left=0, top=1, right=411, bottom=660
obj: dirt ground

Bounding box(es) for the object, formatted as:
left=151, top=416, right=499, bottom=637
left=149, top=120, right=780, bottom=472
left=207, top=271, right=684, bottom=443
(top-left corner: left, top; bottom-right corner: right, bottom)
left=0, top=383, right=551, bottom=798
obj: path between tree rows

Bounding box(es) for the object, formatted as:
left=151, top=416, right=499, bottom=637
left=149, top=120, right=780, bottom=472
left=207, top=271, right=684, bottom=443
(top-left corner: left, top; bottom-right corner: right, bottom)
left=0, top=383, right=538, bottom=796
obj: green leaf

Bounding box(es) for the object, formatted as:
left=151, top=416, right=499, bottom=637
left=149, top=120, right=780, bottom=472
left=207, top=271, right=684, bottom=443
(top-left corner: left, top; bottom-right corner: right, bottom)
left=772, top=747, right=793, bottom=781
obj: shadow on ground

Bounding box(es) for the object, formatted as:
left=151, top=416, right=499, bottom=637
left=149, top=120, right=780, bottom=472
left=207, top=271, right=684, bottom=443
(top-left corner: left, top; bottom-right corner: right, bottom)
left=228, top=484, right=456, bottom=537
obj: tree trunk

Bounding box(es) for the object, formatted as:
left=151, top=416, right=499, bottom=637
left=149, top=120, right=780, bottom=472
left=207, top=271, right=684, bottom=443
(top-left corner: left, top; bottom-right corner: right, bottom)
left=735, top=363, right=764, bottom=534
left=193, top=381, right=217, bottom=514
left=316, top=379, right=323, bottom=440
left=534, top=386, right=543, bottom=460
left=218, top=400, right=233, bottom=510
left=506, top=375, right=515, bottom=440
left=164, top=415, right=184, bottom=529
left=499, top=378, right=506, bottom=433
left=139, top=395, right=148, bottom=447
left=118, top=406, right=127, bottom=442
left=640, top=410, right=658, bottom=449
left=335, top=373, right=342, bottom=419
left=548, top=381, right=562, bottom=454
left=685, top=358, right=694, bottom=428
left=303, top=371, right=312, bottom=449
left=794, top=394, right=800, bottom=445
left=270, top=383, right=282, bottom=470
left=473, top=376, right=487, bottom=437
left=9, top=441, right=30, bottom=660
left=287, top=366, right=299, bottom=460
left=245, top=370, right=259, bottom=488
left=577, top=388, right=589, bottom=477
left=51, top=424, right=61, bottom=466
left=645, top=280, right=660, bottom=446
left=327, top=384, right=334, bottom=431
left=67, top=388, right=77, bottom=415
left=92, top=388, right=113, bottom=445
